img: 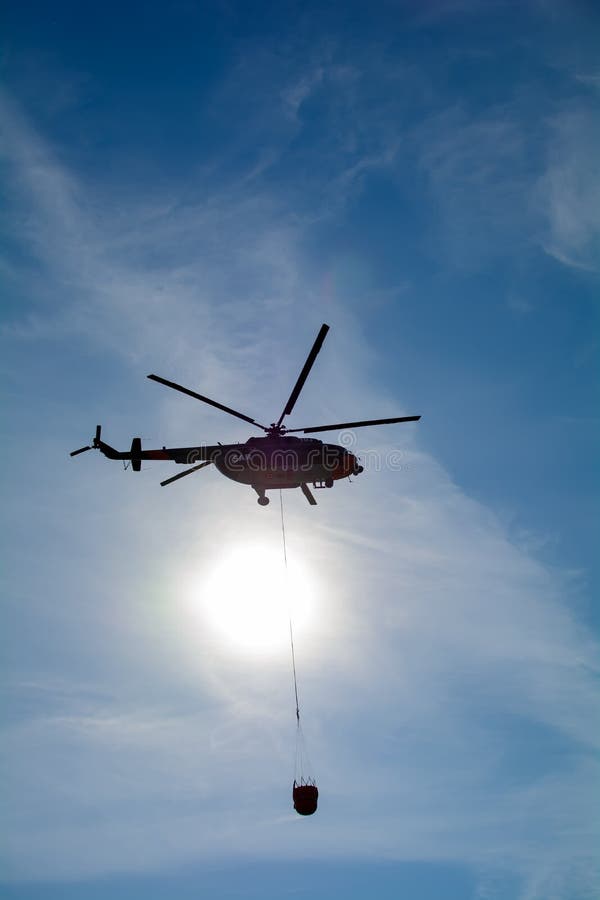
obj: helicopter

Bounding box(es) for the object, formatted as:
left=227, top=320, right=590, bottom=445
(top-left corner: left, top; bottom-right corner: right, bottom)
left=71, top=324, right=420, bottom=506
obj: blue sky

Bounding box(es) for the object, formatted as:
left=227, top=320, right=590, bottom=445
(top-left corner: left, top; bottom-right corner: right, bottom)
left=1, top=1, right=599, bottom=898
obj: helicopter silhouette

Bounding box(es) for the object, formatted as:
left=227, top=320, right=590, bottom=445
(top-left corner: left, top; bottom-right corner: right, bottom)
left=71, top=324, right=420, bottom=505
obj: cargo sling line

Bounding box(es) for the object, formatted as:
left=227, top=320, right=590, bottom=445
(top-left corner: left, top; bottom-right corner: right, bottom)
left=279, top=491, right=318, bottom=814
left=280, top=490, right=300, bottom=724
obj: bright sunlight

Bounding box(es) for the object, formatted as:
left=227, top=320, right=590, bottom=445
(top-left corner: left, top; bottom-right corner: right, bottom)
left=192, top=543, right=316, bottom=654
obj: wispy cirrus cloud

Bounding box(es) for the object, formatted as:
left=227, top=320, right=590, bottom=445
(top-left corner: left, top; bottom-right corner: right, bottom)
left=537, top=106, right=600, bottom=273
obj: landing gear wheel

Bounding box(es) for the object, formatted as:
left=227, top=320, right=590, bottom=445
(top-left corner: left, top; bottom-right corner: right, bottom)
left=325, top=477, right=334, bottom=488
left=258, top=496, right=270, bottom=506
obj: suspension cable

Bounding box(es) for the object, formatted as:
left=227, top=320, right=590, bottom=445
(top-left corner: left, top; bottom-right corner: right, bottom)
left=280, top=490, right=300, bottom=724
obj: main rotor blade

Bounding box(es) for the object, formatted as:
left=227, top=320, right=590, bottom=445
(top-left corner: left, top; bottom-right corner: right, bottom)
left=70, top=445, right=91, bottom=457
left=148, top=374, right=268, bottom=430
left=287, top=415, right=421, bottom=434
left=276, top=323, right=330, bottom=426
left=160, top=461, right=212, bottom=487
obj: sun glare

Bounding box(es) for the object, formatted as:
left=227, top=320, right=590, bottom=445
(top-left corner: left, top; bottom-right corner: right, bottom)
left=191, top=543, right=316, bottom=654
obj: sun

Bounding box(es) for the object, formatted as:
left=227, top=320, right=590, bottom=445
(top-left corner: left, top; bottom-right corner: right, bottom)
left=191, top=543, right=316, bottom=654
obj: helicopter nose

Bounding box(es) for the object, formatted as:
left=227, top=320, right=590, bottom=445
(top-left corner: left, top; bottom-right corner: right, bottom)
left=349, top=452, right=363, bottom=476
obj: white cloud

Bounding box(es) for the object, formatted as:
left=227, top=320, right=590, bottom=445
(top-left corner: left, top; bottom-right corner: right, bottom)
left=575, top=72, right=600, bottom=90
left=281, top=65, right=325, bottom=119
left=536, top=108, right=600, bottom=273
left=412, top=104, right=537, bottom=269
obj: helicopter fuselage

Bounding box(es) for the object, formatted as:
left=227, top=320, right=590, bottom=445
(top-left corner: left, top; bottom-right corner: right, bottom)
left=214, top=435, right=361, bottom=490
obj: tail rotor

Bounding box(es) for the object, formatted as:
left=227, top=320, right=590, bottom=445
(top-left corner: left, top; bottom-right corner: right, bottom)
left=70, top=425, right=101, bottom=457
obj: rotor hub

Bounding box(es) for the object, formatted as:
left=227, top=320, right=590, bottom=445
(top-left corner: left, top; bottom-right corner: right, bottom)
left=267, top=423, right=287, bottom=437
